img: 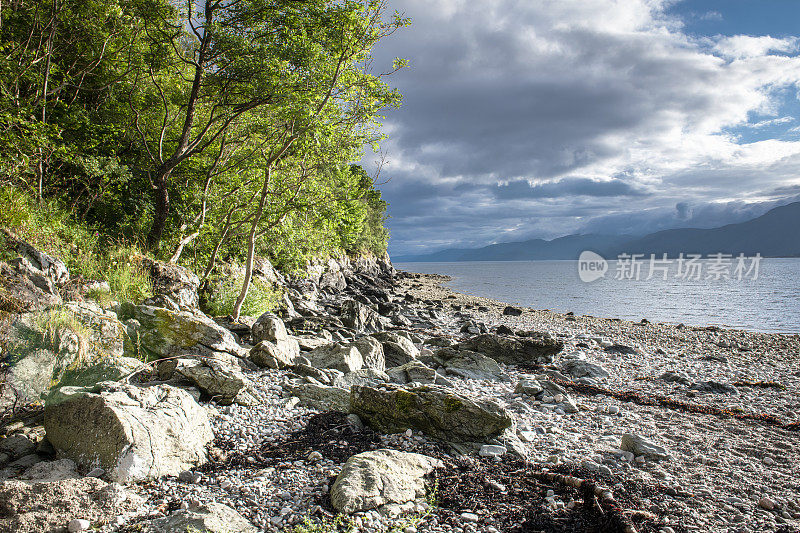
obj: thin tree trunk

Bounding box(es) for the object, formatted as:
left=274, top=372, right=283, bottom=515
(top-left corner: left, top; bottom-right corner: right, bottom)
left=232, top=166, right=271, bottom=320
left=148, top=171, right=171, bottom=249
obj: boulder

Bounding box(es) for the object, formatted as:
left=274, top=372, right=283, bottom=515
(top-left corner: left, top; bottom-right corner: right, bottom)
left=372, top=332, right=419, bottom=367
left=458, top=333, right=562, bottom=365
left=350, top=384, right=513, bottom=442
left=560, top=359, right=610, bottom=380
left=386, top=361, right=437, bottom=385
left=502, top=306, right=523, bottom=316
left=332, top=368, right=390, bottom=389
left=340, top=300, right=383, bottom=332
left=433, top=347, right=509, bottom=381
left=119, top=304, right=248, bottom=361
left=290, top=383, right=351, bottom=412
left=349, top=336, right=385, bottom=372
left=55, top=356, right=148, bottom=391
left=689, top=380, right=738, bottom=394
left=330, top=449, right=441, bottom=514
left=251, top=313, right=288, bottom=345
left=173, top=357, right=246, bottom=404
left=307, top=342, right=363, bottom=373
left=141, top=257, right=200, bottom=310
left=0, top=261, right=61, bottom=313
left=44, top=382, right=213, bottom=482
left=514, top=379, right=544, bottom=396
left=0, top=477, right=142, bottom=533
left=144, top=502, right=257, bottom=533
left=620, top=433, right=670, bottom=460
left=249, top=338, right=300, bottom=369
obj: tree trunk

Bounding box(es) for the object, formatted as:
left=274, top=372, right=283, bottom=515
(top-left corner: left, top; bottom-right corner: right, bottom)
left=147, top=171, right=171, bottom=250
left=232, top=166, right=270, bottom=320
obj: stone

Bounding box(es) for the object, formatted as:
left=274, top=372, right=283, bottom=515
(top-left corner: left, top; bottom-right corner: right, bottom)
left=249, top=337, right=300, bottom=369
left=560, top=359, right=610, bottom=380
left=340, top=300, right=384, bottom=333
left=19, top=459, right=79, bottom=482
left=660, top=371, right=692, bottom=385
left=45, top=382, right=213, bottom=482
left=141, top=257, right=200, bottom=310
left=479, top=445, right=507, bottom=457
left=502, top=306, right=523, bottom=316
left=291, top=383, right=351, bottom=412
left=387, top=361, right=437, bottom=384
left=0, top=477, right=142, bottom=533
left=68, top=518, right=91, bottom=532
left=373, top=332, right=420, bottom=367
left=55, top=356, right=148, bottom=391
left=433, top=347, right=509, bottom=381
left=330, top=449, right=441, bottom=514
left=251, top=313, right=288, bottom=344
left=0, top=435, right=36, bottom=460
left=458, top=333, right=562, bottom=365
left=349, top=336, right=386, bottom=372
left=175, top=358, right=247, bottom=404
left=0, top=260, right=62, bottom=313
left=604, top=344, right=637, bottom=355
left=118, top=304, right=248, bottom=360
left=144, top=502, right=257, bottom=532
left=307, top=342, right=363, bottom=373
left=515, top=379, right=544, bottom=396
left=350, top=384, right=513, bottom=442
left=620, top=433, right=670, bottom=460
left=332, top=368, right=390, bottom=388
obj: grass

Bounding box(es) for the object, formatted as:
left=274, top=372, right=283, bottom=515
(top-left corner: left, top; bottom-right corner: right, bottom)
left=0, top=186, right=153, bottom=304
left=202, top=272, right=282, bottom=317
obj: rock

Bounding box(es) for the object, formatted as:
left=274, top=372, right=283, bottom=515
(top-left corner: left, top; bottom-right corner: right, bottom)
left=479, top=445, right=507, bottom=457
left=174, top=358, right=247, bottom=404
left=433, top=347, right=509, bottom=381
left=294, top=334, right=331, bottom=351
left=620, top=433, right=670, bottom=460
left=759, top=496, right=776, bottom=511
left=307, top=342, right=363, bottom=373
left=660, top=371, right=692, bottom=385
left=332, top=368, right=390, bottom=388
left=0, top=261, right=62, bottom=313
left=340, top=300, right=384, bottom=333
left=330, top=449, right=441, bottom=514
left=514, top=379, right=544, bottom=396
left=144, top=502, right=257, bottom=532
left=55, top=356, right=148, bottom=391
left=350, top=384, right=513, bottom=442
left=141, top=257, right=200, bottom=310
left=45, top=382, right=213, bottom=482
left=424, top=336, right=453, bottom=348
left=0, top=477, right=142, bottom=533
left=251, top=313, right=288, bottom=344
left=387, top=361, right=437, bottom=385
left=291, top=383, right=351, bottom=412
left=249, top=337, right=300, bottom=369
left=0, top=435, right=36, bottom=461
left=495, top=325, right=514, bottom=336
left=604, top=344, right=637, bottom=355
left=502, top=306, right=523, bottom=316
left=68, top=518, right=91, bottom=532
left=689, top=380, right=738, bottom=394
left=373, top=332, right=420, bottom=367
left=349, top=336, right=386, bottom=372
left=290, top=363, right=335, bottom=385
left=119, top=304, right=248, bottom=360
left=13, top=234, right=70, bottom=288
left=458, top=333, right=562, bottom=365
left=560, top=359, right=610, bottom=380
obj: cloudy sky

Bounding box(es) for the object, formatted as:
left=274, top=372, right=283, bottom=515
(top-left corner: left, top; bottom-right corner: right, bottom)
left=365, top=0, right=800, bottom=256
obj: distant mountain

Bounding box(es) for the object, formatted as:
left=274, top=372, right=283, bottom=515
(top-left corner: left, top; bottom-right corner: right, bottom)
left=395, top=201, right=800, bottom=262
left=394, top=233, right=631, bottom=262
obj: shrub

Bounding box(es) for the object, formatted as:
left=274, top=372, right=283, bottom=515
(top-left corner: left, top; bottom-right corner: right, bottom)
left=202, top=274, right=282, bottom=318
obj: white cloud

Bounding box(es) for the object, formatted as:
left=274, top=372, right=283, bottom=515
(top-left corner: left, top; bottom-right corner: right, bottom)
left=370, top=0, right=800, bottom=253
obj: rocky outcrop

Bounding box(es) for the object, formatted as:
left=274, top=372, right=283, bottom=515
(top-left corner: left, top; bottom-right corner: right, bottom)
left=248, top=313, right=300, bottom=369
left=340, top=300, right=384, bottom=333
left=348, top=336, right=385, bottom=371
left=141, top=257, right=200, bottom=311
left=0, top=261, right=62, bottom=313
left=350, top=384, right=513, bottom=442
left=458, top=332, right=562, bottom=365
left=330, top=449, right=440, bottom=514
left=144, top=502, right=257, bottom=533
left=44, top=382, right=213, bottom=482
left=306, top=342, right=363, bottom=373
left=372, top=331, right=419, bottom=367
left=55, top=356, right=147, bottom=391
left=119, top=303, right=248, bottom=361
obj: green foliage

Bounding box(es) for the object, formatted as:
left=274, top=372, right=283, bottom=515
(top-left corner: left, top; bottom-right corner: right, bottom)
left=202, top=274, right=282, bottom=318
left=286, top=515, right=356, bottom=533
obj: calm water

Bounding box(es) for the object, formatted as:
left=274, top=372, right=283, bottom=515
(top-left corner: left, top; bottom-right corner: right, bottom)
left=395, top=259, right=800, bottom=334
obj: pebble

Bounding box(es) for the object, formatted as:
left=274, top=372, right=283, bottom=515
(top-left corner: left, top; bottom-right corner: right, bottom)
left=67, top=519, right=90, bottom=532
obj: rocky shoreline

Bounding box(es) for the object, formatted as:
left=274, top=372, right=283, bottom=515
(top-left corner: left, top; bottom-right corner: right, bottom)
left=1, top=242, right=799, bottom=533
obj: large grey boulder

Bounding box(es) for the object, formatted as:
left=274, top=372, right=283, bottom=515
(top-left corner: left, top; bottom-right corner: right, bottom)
left=119, top=304, right=248, bottom=361
left=172, top=357, right=246, bottom=404
left=306, top=342, right=363, bottom=373
left=372, top=332, right=419, bottom=367
left=141, top=257, right=200, bottom=311
left=144, top=502, right=257, bottom=533
left=560, top=359, right=610, bottom=380
left=55, top=356, right=148, bottom=391
left=458, top=332, right=562, bottom=365
left=290, top=383, right=351, bottom=412
left=433, top=347, right=509, bottom=382
left=340, top=300, right=383, bottom=332
left=44, top=382, right=213, bottom=482
left=350, top=384, right=513, bottom=442
left=330, top=449, right=441, bottom=514
left=247, top=312, right=300, bottom=369
left=348, top=336, right=385, bottom=371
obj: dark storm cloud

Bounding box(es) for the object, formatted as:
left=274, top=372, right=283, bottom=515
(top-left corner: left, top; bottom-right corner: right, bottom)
left=367, top=1, right=800, bottom=255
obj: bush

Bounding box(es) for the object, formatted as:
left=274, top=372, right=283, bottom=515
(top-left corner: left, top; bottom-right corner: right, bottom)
left=202, top=274, right=282, bottom=318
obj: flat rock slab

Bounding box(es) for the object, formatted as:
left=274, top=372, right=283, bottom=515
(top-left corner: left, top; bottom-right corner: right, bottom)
left=144, top=502, right=257, bottom=532
left=458, top=333, right=562, bottom=365
left=330, top=449, right=441, bottom=514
